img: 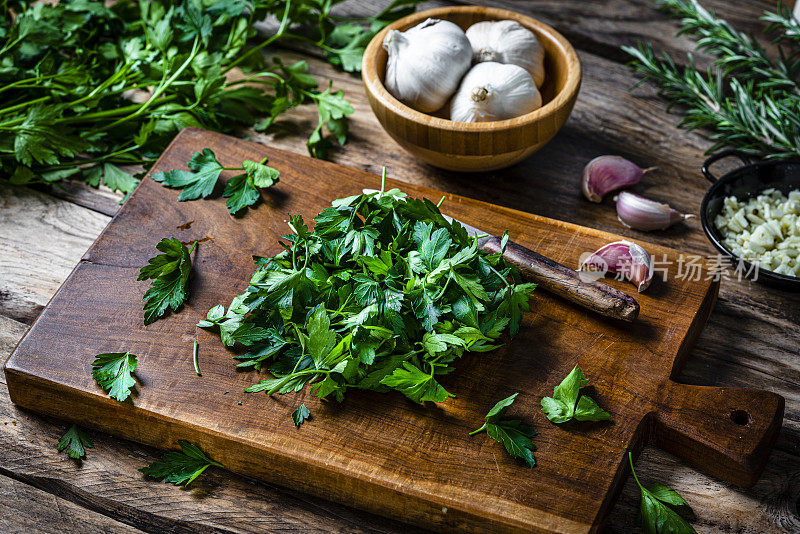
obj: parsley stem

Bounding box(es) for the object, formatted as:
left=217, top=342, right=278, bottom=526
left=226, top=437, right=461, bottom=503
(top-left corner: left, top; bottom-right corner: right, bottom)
left=193, top=341, right=201, bottom=376
left=188, top=241, right=199, bottom=255
left=627, top=452, right=644, bottom=491
left=37, top=145, right=143, bottom=170
left=223, top=0, right=293, bottom=73
left=0, top=96, right=51, bottom=116
left=469, top=424, right=486, bottom=436
left=98, top=38, right=201, bottom=133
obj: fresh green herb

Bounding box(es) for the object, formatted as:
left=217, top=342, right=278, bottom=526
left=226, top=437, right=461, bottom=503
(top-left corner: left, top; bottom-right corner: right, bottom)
left=193, top=341, right=201, bottom=376
left=291, top=404, right=311, bottom=427
left=0, top=1, right=422, bottom=192
left=541, top=366, right=610, bottom=423
left=56, top=425, right=94, bottom=460
left=140, top=440, right=222, bottom=487
left=629, top=452, right=697, bottom=534
left=470, top=393, right=537, bottom=468
left=91, top=352, right=138, bottom=402
left=623, top=0, right=800, bottom=159
left=152, top=149, right=279, bottom=215
left=138, top=238, right=196, bottom=324
left=201, top=187, right=537, bottom=404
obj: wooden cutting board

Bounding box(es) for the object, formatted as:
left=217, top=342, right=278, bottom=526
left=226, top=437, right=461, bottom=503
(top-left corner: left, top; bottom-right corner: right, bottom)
left=5, top=128, right=784, bottom=533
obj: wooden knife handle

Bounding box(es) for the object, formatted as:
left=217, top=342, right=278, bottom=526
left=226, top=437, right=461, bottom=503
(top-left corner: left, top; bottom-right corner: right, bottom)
left=483, top=236, right=640, bottom=322
left=654, top=381, right=785, bottom=487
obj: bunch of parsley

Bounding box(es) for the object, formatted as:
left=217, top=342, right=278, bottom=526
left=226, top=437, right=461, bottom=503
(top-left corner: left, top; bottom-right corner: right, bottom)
left=200, top=187, right=537, bottom=404
left=0, top=0, right=421, bottom=194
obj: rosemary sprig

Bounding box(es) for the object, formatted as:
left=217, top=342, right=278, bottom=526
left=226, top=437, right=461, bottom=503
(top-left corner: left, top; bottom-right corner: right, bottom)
left=623, top=0, right=800, bottom=159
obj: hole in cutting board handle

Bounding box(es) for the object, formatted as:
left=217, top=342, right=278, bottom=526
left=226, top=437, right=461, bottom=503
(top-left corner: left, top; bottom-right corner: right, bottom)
left=730, top=409, right=750, bottom=426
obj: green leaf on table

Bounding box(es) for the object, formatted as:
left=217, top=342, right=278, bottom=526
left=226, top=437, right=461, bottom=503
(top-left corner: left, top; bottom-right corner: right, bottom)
left=137, top=237, right=196, bottom=324
left=470, top=393, right=536, bottom=467
left=629, top=452, right=697, bottom=534
left=102, top=163, right=138, bottom=195
left=242, top=158, right=279, bottom=188
left=151, top=148, right=223, bottom=201
left=56, top=425, right=94, bottom=460
left=541, top=365, right=610, bottom=423
left=140, top=440, right=222, bottom=487
left=91, top=352, right=138, bottom=402
left=223, top=173, right=259, bottom=215
left=291, top=404, right=311, bottom=427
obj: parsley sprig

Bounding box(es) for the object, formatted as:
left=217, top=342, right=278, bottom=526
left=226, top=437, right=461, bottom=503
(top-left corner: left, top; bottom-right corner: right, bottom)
left=138, top=237, right=196, bottom=325
left=541, top=366, right=610, bottom=424
left=140, top=440, right=222, bottom=487
left=201, top=187, right=537, bottom=404
left=57, top=425, right=94, bottom=460
left=291, top=404, right=311, bottom=427
left=152, top=148, right=279, bottom=215
left=470, top=393, right=537, bottom=468
left=629, top=452, right=698, bottom=534
left=91, top=352, right=138, bottom=402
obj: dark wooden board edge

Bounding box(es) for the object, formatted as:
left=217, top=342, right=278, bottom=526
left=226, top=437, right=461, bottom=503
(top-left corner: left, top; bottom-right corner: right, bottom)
left=3, top=367, right=591, bottom=534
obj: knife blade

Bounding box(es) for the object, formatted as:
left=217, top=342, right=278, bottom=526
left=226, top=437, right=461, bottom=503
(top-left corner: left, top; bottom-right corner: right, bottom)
left=362, top=189, right=639, bottom=322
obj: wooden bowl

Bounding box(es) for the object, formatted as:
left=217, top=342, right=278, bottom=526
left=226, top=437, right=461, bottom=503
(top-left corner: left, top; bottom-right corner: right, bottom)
left=362, top=6, right=582, bottom=172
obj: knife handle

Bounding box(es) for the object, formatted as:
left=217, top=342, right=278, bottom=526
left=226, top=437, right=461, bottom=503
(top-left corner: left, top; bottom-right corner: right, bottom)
left=483, top=237, right=640, bottom=322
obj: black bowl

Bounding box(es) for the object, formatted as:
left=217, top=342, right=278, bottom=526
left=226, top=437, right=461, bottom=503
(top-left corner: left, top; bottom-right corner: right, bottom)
left=700, top=149, right=800, bottom=290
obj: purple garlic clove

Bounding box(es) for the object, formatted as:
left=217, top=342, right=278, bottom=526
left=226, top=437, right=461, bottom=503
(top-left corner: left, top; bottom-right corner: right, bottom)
left=581, top=155, right=652, bottom=203
left=580, top=240, right=653, bottom=292
left=615, top=191, right=693, bottom=231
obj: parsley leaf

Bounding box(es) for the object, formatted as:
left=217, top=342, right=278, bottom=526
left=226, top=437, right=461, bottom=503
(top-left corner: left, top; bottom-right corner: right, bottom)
left=380, top=362, right=454, bottom=404
left=138, top=238, right=196, bottom=325
left=291, top=404, right=311, bottom=427
left=153, top=150, right=279, bottom=215
left=56, top=425, right=94, bottom=460
left=91, top=352, right=138, bottom=402
left=470, top=393, right=537, bottom=468
left=541, top=365, right=610, bottom=423
left=140, top=440, right=223, bottom=487
left=629, top=452, right=697, bottom=534
left=151, top=149, right=223, bottom=201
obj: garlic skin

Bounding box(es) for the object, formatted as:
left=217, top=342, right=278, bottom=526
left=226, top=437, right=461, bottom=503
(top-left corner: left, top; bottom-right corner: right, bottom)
left=450, top=62, right=542, bottom=123
left=383, top=19, right=472, bottom=113
left=615, top=191, right=694, bottom=231
left=580, top=240, right=654, bottom=292
left=582, top=156, right=652, bottom=203
left=466, top=20, right=545, bottom=87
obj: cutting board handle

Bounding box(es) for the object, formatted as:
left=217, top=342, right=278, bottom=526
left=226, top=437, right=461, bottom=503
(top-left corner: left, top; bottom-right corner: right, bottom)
left=653, top=381, right=784, bottom=487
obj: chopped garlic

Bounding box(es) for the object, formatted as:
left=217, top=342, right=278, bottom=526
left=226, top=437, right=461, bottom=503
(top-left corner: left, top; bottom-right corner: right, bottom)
left=714, top=188, right=800, bottom=278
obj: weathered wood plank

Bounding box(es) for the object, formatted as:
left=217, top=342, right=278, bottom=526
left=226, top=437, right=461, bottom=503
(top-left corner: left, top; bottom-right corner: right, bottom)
left=0, top=185, right=111, bottom=324
left=0, top=472, right=144, bottom=534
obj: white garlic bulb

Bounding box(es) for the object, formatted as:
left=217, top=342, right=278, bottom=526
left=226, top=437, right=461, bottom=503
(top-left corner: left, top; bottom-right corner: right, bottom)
left=383, top=18, right=472, bottom=113
left=450, top=62, right=542, bottom=123
left=465, top=20, right=545, bottom=87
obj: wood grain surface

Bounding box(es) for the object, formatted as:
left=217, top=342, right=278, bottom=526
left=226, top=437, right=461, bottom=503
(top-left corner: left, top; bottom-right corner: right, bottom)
left=3, top=128, right=784, bottom=532
left=1, top=1, right=798, bottom=533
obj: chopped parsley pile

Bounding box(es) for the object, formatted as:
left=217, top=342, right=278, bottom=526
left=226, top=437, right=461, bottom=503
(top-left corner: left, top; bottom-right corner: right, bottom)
left=200, top=187, right=537, bottom=404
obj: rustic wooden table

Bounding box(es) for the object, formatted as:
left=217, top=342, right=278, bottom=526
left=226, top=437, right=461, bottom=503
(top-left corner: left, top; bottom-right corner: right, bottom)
left=1, top=1, right=798, bottom=532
